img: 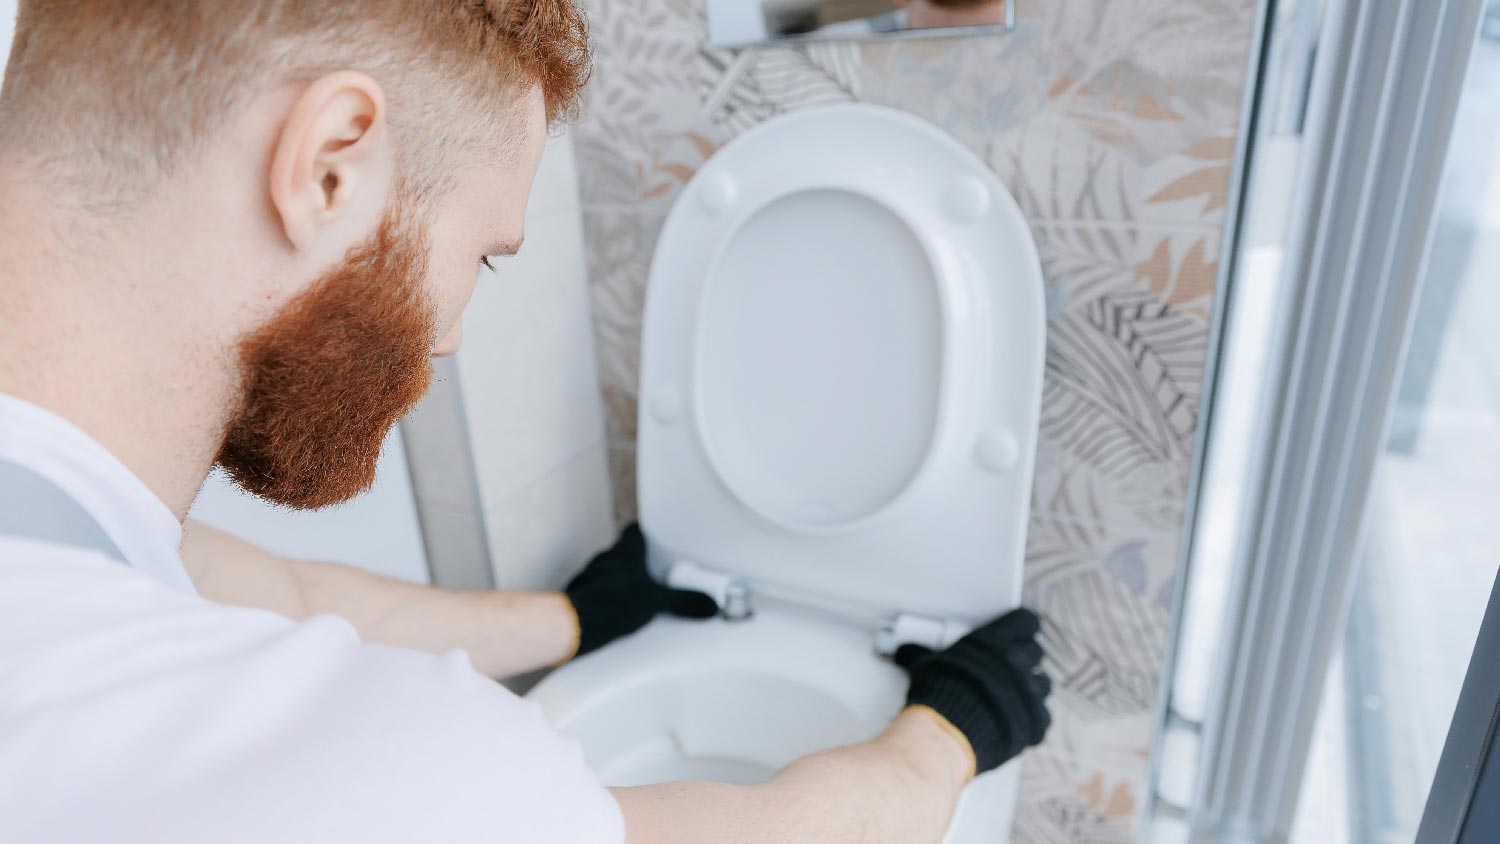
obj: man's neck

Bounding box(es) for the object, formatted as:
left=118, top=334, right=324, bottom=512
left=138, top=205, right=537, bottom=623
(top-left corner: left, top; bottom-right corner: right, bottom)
left=0, top=179, right=239, bottom=521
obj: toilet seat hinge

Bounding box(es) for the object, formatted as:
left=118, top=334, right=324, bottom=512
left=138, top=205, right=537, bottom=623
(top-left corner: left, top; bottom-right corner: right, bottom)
left=665, top=560, right=753, bottom=621
left=875, top=612, right=971, bottom=657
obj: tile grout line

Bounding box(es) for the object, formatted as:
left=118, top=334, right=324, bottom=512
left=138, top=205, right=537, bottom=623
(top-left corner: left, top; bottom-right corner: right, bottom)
left=479, top=438, right=612, bottom=512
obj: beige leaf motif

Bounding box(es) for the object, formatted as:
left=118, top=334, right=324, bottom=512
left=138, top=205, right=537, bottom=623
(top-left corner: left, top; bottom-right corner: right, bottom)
left=1175, top=240, right=1217, bottom=305
left=641, top=133, right=724, bottom=202
left=683, top=131, right=719, bottom=160
left=1136, top=237, right=1217, bottom=319
left=1076, top=774, right=1138, bottom=821
left=1129, top=92, right=1182, bottom=122
left=1135, top=240, right=1174, bottom=291
left=1180, top=136, right=1236, bottom=160
left=657, top=163, right=697, bottom=182
left=1147, top=164, right=1231, bottom=213
left=1069, top=110, right=1136, bottom=148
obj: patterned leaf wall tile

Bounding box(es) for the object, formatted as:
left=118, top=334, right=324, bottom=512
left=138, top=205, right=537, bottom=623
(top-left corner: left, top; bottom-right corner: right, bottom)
left=1032, top=221, right=1221, bottom=319
left=1016, top=746, right=1144, bottom=844
left=1029, top=225, right=1216, bottom=542
left=1017, top=515, right=1177, bottom=841
left=581, top=209, right=666, bottom=444
left=1027, top=524, right=1174, bottom=715
left=856, top=0, right=1253, bottom=231
left=992, top=132, right=1239, bottom=233
left=575, top=41, right=868, bottom=210
left=573, top=61, right=731, bottom=211
left=699, top=41, right=865, bottom=134
left=607, top=441, right=640, bottom=527
left=1027, top=508, right=1184, bottom=622
left=571, top=0, right=729, bottom=210
left=1039, top=287, right=1210, bottom=529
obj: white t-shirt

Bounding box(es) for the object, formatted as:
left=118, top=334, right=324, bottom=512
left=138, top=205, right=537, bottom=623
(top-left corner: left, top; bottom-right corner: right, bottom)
left=0, top=394, right=624, bottom=844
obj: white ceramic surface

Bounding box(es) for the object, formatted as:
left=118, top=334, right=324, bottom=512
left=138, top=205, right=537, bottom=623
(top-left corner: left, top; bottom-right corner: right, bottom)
left=636, top=104, right=1045, bottom=623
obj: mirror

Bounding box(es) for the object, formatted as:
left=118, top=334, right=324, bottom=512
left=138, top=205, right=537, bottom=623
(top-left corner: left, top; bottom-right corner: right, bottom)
left=707, top=0, right=1014, bottom=47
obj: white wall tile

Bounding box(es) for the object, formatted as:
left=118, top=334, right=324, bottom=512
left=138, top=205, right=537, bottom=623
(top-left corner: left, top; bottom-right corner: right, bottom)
left=482, top=444, right=617, bottom=592
left=442, top=130, right=615, bottom=591
left=526, top=131, right=582, bottom=221
left=456, top=203, right=609, bottom=508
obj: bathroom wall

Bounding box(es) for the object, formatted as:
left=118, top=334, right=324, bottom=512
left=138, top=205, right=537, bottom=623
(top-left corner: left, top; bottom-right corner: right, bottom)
left=572, top=0, right=1257, bottom=839
left=402, top=131, right=618, bottom=593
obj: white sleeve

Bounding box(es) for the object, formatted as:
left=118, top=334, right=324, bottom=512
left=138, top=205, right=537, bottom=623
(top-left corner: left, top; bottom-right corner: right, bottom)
left=168, top=616, right=628, bottom=844
left=0, top=554, right=625, bottom=844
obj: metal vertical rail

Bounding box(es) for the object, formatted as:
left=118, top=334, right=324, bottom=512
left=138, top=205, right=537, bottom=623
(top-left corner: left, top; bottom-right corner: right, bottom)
left=1183, top=0, right=1487, bottom=841
left=400, top=357, right=496, bottom=589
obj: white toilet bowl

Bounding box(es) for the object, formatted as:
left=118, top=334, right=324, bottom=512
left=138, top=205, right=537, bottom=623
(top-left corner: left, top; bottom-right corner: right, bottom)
left=527, top=606, right=1023, bottom=842
left=528, top=104, right=1045, bottom=842
left=527, top=609, right=905, bottom=787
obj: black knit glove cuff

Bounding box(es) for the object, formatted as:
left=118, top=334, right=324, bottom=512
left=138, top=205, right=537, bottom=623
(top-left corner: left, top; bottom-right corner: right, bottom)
left=906, top=673, right=1006, bottom=773
left=898, top=608, right=1053, bottom=775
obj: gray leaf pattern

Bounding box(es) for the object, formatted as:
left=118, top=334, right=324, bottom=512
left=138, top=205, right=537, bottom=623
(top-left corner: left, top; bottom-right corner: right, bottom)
left=700, top=42, right=864, bottom=132
left=1043, top=291, right=1204, bottom=483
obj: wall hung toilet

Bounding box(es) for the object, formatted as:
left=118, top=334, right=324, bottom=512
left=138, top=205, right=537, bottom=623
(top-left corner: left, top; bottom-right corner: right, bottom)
left=528, top=104, right=1046, bottom=842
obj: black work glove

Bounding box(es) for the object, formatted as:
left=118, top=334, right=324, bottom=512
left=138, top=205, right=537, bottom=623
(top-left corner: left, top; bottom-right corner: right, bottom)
left=561, top=523, right=719, bottom=659
left=897, top=607, right=1052, bottom=776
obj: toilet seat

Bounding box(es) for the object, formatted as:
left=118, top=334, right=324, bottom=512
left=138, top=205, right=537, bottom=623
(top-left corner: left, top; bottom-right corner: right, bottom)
left=635, top=104, right=1045, bottom=626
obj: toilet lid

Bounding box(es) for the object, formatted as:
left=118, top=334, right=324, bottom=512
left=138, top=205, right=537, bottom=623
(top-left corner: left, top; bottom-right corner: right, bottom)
left=636, top=105, right=1045, bottom=623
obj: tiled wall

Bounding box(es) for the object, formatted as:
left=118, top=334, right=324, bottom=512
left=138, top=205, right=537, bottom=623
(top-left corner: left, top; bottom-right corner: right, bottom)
left=454, top=132, right=617, bottom=591
left=403, top=132, right=617, bottom=594
left=572, top=0, right=1257, bottom=839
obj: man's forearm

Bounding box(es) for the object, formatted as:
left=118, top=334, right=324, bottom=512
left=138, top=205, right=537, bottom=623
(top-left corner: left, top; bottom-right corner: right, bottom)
left=611, top=707, right=972, bottom=844
left=181, top=519, right=578, bottom=678
left=289, top=558, right=578, bottom=677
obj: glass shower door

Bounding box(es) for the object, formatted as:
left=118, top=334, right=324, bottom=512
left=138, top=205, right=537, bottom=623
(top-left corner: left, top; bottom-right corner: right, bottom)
left=1292, top=16, right=1500, bottom=840
left=1143, top=1, right=1499, bottom=841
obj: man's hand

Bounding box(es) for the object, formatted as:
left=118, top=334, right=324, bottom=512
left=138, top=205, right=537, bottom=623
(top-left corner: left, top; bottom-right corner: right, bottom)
left=896, top=607, right=1052, bottom=776
left=560, top=523, right=718, bottom=660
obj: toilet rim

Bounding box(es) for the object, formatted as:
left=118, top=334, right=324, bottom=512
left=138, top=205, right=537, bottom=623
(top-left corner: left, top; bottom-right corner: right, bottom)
left=528, top=604, right=910, bottom=729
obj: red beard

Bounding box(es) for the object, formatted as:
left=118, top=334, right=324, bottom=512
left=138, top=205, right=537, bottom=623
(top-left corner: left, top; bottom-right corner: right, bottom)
left=216, top=204, right=436, bottom=510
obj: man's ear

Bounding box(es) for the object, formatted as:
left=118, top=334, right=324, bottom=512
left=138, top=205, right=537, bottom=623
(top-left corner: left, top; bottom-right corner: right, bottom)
left=268, top=71, right=389, bottom=251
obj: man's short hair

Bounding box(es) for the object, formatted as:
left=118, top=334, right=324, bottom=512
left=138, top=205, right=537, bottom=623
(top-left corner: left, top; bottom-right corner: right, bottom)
left=0, top=0, right=590, bottom=204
